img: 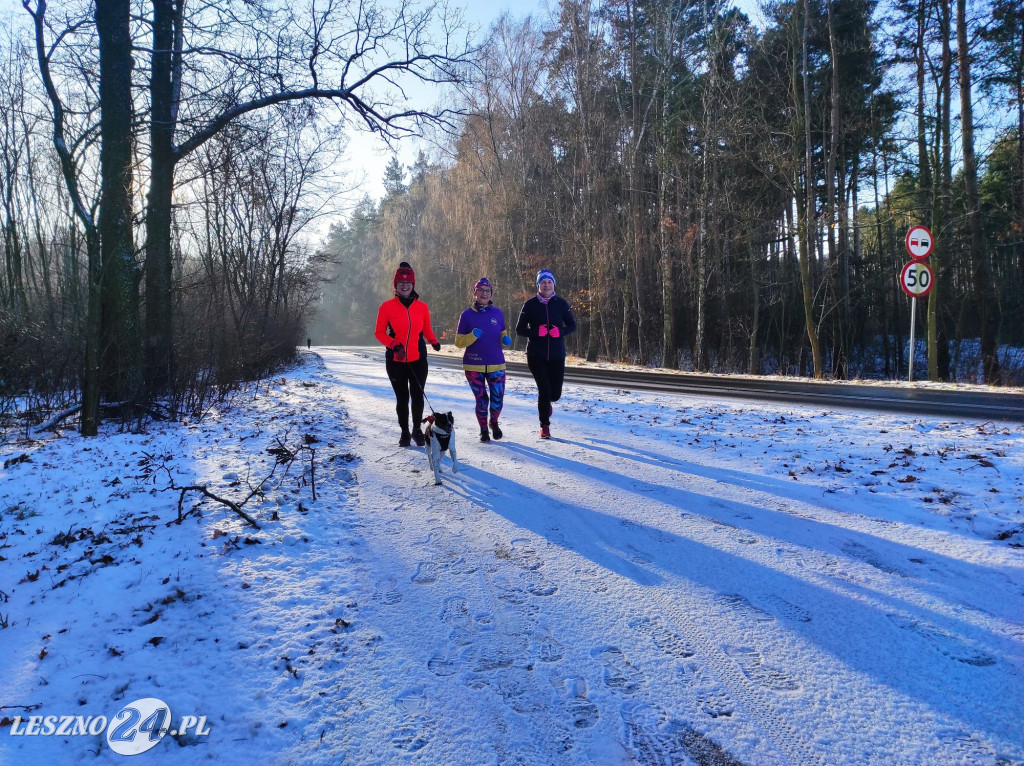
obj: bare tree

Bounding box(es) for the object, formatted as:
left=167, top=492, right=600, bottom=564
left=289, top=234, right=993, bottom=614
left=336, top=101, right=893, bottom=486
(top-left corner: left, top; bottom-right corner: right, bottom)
left=141, top=0, right=476, bottom=397
left=957, top=0, right=999, bottom=382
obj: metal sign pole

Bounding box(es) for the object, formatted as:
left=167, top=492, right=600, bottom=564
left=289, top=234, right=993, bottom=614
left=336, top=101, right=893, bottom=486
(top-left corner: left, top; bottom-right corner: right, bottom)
left=902, top=225, right=933, bottom=383
left=908, top=297, right=916, bottom=382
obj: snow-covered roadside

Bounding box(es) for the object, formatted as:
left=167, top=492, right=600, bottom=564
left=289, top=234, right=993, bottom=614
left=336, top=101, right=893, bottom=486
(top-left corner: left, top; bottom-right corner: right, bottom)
left=1, top=347, right=1023, bottom=765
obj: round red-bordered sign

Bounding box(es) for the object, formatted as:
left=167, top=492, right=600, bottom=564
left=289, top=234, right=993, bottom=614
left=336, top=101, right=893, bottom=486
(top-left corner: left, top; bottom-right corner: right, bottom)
left=905, top=225, right=933, bottom=259
left=900, top=260, right=934, bottom=297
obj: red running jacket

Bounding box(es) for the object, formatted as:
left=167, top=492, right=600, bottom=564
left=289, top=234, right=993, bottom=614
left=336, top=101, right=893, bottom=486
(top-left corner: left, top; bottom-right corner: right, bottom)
left=374, top=296, right=439, bottom=363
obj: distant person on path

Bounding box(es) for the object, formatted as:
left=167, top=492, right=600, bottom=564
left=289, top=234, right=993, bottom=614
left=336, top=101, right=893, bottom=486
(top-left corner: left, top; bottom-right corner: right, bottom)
left=307, top=337, right=311, bottom=349
left=515, top=269, right=576, bottom=439
left=374, top=262, right=441, bottom=447
left=455, top=277, right=512, bottom=442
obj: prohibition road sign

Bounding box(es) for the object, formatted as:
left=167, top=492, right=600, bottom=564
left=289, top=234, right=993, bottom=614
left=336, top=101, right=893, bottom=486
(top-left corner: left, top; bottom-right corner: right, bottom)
left=905, top=225, right=933, bottom=259
left=901, top=259, right=934, bottom=297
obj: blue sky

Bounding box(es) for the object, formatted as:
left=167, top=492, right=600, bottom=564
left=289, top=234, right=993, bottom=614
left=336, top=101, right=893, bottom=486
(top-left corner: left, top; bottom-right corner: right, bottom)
left=341, top=0, right=552, bottom=204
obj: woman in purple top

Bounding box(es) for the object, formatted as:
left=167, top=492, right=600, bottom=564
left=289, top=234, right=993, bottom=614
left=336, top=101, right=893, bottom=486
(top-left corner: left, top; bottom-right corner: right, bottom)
left=455, top=278, right=512, bottom=442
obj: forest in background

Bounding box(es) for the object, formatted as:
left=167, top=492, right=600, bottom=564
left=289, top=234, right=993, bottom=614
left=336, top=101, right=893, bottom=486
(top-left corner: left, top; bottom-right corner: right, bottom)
left=2, top=0, right=1023, bottom=442
left=313, top=0, right=1024, bottom=385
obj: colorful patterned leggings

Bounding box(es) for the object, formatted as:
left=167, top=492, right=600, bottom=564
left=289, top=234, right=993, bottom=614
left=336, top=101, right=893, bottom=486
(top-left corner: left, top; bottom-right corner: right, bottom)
left=465, top=370, right=506, bottom=428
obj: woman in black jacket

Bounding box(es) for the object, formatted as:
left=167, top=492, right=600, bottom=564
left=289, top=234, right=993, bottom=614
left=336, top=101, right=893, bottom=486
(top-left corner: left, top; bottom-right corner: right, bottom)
left=515, top=269, right=577, bottom=439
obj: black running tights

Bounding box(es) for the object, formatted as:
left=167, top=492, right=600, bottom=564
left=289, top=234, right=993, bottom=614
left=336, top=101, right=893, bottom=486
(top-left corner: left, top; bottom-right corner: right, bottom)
left=386, top=357, right=429, bottom=432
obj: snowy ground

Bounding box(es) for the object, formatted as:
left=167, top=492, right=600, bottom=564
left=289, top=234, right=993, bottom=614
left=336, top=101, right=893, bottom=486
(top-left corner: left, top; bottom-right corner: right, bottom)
left=1, top=347, right=1023, bottom=765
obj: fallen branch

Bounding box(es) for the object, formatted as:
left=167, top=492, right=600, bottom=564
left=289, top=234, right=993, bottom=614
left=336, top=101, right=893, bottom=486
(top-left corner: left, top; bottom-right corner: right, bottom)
left=29, top=405, right=82, bottom=435
left=28, top=401, right=167, bottom=437
left=175, top=485, right=261, bottom=529
left=156, top=434, right=320, bottom=531
left=309, top=445, right=317, bottom=502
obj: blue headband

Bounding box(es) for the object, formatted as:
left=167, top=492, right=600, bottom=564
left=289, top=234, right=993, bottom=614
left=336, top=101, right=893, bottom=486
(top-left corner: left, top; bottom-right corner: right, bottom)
left=536, top=269, right=555, bottom=287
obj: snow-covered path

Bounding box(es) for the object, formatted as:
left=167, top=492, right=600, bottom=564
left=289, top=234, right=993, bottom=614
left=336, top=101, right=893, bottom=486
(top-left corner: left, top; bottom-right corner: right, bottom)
left=310, top=349, right=1024, bottom=765
left=2, top=347, right=1022, bottom=765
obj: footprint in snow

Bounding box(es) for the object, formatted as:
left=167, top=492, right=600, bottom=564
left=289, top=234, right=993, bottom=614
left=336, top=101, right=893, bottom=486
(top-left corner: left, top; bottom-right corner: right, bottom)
left=534, top=633, right=565, bottom=663
left=623, top=701, right=747, bottom=766
left=494, top=744, right=555, bottom=766
left=723, top=645, right=801, bottom=693
left=389, top=715, right=434, bottom=753
left=888, top=614, right=996, bottom=667
left=665, top=720, right=747, bottom=766
left=766, top=594, right=812, bottom=623
left=521, top=570, right=558, bottom=597
left=841, top=540, right=907, bottom=577
left=494, top=579, right=541, bottom=618
left=447, top=557, right=480, bottom=576
left=499, top=538, right=543, bottom=571
left=935, top=728, right=999, bottom=766
left=471, top=632, right=529, bottom=672
left=495, top=672, right=543, bottom=714
left=426, top=653, right=459, bottom=677
left=775, top=547, right=807, bottom=566
left=556, top=676, right=599, bottom=729
left=677, top=662, right=735, bottom=719
left=439, top=595, right=471, bottom=624
left=630, top=615, right=696, bottom=659
left=592, top=646, right=645, bottom=695
left=567, top=697, right=600, bottom=729
left=626, top=545, right=654, bottom=565
left=462, top=673, right=490, bottom=691
left=714, top=593, right=776, bottom=625
left=371, top=580, right=403, bottom=606
left=390, top=687, right=434, bottom=752
left=572, top=566, right=612, bottom=594
left=449, top=625, right=475, bottom=646
left=411, top=561, right=438, bottom=585
left=620, top=704, right=675, bottom=766
left=394, top=686, right=427, bottom=714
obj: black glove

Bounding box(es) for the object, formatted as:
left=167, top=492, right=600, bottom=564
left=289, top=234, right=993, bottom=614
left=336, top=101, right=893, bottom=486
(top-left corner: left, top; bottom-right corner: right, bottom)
left=431, top=342, right=441, bottom=351
left=392, top=343, right=406, bottom=361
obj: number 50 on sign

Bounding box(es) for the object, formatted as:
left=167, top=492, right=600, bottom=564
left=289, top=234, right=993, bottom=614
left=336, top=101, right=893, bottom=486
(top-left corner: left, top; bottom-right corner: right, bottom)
left=900, top=260, right=934, bottom=298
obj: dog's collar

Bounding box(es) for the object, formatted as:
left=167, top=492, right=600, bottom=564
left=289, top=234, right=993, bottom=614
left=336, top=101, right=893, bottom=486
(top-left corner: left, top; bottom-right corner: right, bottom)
left=430, top=426, right=450, bottom=437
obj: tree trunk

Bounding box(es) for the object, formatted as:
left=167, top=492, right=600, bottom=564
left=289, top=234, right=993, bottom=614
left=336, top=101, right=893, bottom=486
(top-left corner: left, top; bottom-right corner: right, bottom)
left=929, top=0, right=953, bottom=382
left=81, top=230, right=102, bottom=435
left=800, top=0, right=823, bottom=378
left=695, top=144, right=709, bottom=372
left=144, top=0, right=181, bottom=399
left=659, top=151, right=676, bottom=368
left=825, top=0, right=844, bottom=378
left=96, top=0, right=142, bottom=407
left=957, top=0, right=1000, bottom=383
left=748, top=238, right=761, bottom=375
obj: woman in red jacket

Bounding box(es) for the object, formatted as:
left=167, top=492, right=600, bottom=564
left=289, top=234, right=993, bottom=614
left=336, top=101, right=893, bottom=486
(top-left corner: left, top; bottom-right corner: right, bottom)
left=374, top=262, right=441, bottom=447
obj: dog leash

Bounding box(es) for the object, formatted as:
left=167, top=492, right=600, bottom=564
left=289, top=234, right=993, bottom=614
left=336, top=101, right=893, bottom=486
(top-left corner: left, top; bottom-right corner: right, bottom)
left=408, top=363, right=438, bottom=416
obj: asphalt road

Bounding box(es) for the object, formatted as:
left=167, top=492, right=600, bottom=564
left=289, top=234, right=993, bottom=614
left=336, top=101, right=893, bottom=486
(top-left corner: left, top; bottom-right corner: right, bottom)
left=423, top=354, right=1024, bottom=423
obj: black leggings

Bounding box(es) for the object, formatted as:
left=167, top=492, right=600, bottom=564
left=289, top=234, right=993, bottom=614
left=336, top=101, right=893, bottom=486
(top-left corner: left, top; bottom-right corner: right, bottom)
left=527, top=356, right=565, bottom=426
left=386, top=357, right=429, bottom=431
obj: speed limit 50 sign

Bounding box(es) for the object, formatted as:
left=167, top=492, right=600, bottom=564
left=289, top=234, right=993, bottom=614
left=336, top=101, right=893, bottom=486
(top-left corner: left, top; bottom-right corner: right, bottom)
left=901, top=260, right=934, bottom=297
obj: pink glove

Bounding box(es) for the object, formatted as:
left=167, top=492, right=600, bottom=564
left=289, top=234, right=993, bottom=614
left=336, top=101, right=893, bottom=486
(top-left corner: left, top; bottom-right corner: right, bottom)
left=537, top=325, right=549, bottom=337
left=549, top=326, right=560, bottom=338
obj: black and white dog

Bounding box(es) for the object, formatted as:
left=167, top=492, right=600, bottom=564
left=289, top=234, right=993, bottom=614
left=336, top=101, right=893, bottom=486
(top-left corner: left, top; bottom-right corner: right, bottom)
left=421, top=412, right=459, bottom=485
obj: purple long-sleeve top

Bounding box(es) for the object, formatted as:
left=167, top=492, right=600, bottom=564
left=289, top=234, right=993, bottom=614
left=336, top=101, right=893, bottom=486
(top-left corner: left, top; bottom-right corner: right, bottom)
left=455, top=303, right=511, bottom=372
